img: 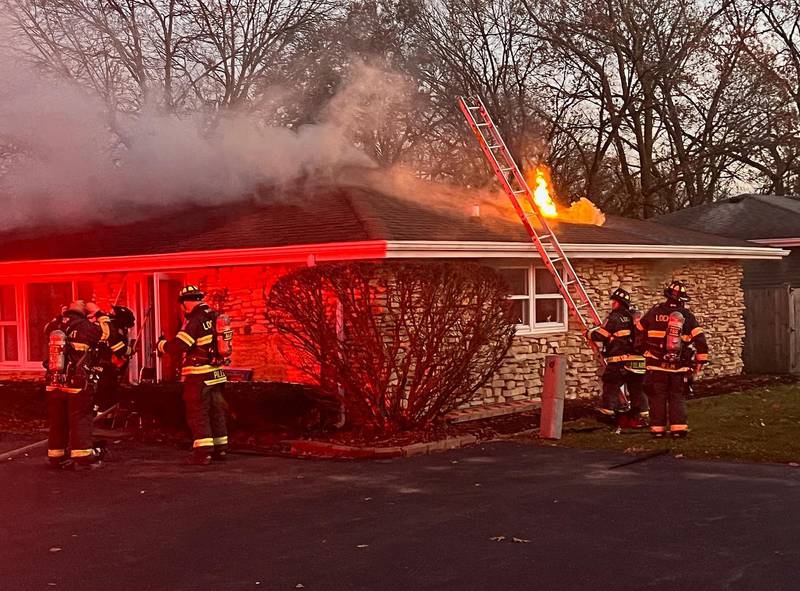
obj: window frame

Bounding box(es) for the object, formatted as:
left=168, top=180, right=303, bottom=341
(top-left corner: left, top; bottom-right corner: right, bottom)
left=497, top=264, right=568, bottom=336
left=0, top=280, right=94, bottom=368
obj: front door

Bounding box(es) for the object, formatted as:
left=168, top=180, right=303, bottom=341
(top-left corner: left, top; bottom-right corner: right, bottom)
left=154, top=274, right=186, bottom=382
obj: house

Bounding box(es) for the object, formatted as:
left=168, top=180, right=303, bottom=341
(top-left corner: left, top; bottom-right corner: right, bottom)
left=658, top=194, right=800, bottom=374
left=0, top=183, right=786, bottom=403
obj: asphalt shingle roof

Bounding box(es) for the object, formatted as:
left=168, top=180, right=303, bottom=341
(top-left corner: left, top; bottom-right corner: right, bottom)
left=656, top=194, right=800, bottom=240
left=0, top=183, right=761, bottom=263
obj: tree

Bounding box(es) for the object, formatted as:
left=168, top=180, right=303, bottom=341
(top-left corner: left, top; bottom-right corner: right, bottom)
left=266, top=262, right=515, bottom=431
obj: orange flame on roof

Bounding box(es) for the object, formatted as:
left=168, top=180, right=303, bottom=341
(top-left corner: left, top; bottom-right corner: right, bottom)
left=528, top=166, right=558, bottom=218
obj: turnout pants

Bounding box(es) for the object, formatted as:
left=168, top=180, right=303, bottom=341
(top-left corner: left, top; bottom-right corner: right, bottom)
left=183, top=377, right=228, bottom=455
left=602, top=363, right=648, bottom=414
left=645, top=371, right=689, bottom=434
left=47, top=387, right=97, bottom=463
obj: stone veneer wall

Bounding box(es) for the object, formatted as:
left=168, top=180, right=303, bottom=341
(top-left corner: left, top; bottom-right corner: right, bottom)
left=0, top=260, right=745, bottom=405
left=473, top=259, right=744, bottom=405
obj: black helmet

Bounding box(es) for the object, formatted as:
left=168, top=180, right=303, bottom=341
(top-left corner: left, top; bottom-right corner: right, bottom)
left=664, top=280, right=690, bottom=302
left=111, top=305, right=136, bottom=329
left=610, top=287, right=631, bottom=307
left=178, top=285, right=205, bottom=302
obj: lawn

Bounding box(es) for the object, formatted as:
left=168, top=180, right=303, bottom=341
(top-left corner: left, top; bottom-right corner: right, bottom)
left=527, top=384, right=800, bottom=464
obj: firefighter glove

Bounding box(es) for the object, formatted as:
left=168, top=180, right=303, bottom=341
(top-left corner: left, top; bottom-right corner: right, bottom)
left=156, top=335, right=167, bottom=357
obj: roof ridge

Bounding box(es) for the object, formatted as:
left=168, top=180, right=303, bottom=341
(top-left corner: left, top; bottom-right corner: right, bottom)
left=751, top=194, right=800, bottom=216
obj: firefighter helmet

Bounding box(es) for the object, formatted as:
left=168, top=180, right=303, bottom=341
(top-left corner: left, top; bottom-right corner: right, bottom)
left=664, top=280, right=690, bottom=302
left=610, top=287, right=631, bottom=307
left=111, top=305, right=136, bottom=329
left=68, top=300, right=87, bottom=315
left=178, top=285, right=205, bottom=302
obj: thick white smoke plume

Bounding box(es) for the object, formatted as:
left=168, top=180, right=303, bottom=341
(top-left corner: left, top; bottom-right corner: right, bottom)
left=0, top=56, right=394, bottom=230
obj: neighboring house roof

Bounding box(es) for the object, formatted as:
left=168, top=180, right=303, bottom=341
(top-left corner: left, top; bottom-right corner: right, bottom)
left=656, top=194, right=800, bottom=242
left=0, top=184, right=785, bottom=276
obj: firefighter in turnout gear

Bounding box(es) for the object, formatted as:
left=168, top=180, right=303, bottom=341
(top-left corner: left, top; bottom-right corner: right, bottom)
left=44, top=300, right=125, bottom=468
left=158, top=286, right=230, bottom=465
left=636, top=280, right=709, bottom=438
left=589, top=287, right=648, bottom=425
left=87, top=303, right=134, bottom=412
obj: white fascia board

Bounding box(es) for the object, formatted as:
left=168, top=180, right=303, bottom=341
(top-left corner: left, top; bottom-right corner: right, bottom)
left=384, top=241, right=789, bottom=260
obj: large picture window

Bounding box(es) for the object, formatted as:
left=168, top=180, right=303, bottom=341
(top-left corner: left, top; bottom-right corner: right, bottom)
left=27, top=282, right=72, bottom=362
left=0, top=285, right=19, bottom=362
left=497, top=266, right=567, bottom=333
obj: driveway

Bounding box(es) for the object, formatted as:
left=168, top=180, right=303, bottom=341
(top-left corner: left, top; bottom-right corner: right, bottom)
left=1, top=440, right=798, bottom=590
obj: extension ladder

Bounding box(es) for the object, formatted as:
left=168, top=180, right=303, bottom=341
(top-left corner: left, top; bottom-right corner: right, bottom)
left=458, top=96, right=604, bottom=362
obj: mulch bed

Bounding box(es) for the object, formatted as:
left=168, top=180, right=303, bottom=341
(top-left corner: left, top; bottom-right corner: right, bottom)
left=1, top=374, right=797, bottom=454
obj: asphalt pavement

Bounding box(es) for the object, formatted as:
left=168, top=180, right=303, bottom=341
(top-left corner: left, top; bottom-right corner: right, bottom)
left=1, top=440, right=798, bottom=591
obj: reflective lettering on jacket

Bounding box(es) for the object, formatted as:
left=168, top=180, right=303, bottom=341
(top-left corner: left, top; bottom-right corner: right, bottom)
left=636, top=302, right=709, bottom=372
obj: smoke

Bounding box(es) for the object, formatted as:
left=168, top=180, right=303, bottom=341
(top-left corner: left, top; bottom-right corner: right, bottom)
left=0, top=56, right=407, bottom=230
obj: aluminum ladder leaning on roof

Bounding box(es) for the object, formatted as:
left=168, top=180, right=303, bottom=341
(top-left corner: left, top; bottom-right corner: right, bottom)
left=457, top=95, right=605, bottom=366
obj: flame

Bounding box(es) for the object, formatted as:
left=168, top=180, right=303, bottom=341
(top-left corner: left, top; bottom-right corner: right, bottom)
left=523, top=165, right=605, bottom=226
left=529, top=167, right=558, bottom=218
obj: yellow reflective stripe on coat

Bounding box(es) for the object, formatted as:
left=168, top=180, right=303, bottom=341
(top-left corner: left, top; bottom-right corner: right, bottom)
left=594, top=327, right=611, bottom=338
left=690, top=327, right=704, bottom=338
left=213, top=436, right=228, bottom=446
left=193, top=438, right=214, bottom=448
left=72, top=342, right=90, bottom=351
left=196, top=335, right=213, bottom=346
left=110, top=341, right=126, bottom=352
left=646, top=366, right=691, bottom=373
left=650, top=426, right=666, bottom=433
left=100, top=321, right=110, bottom=342
left=157, top=340, right=166, bottom=354
left=647, top=330, right=666, bottom=338
left=46, top=386, right=83, bottom=393
left=613, top=329, right=631, bottom=338
left=204, top=376, right=228, bottom=386
left=70, top=449, right=94, bottom=458
left=181, top=365, right=219, bottom=375
left=670, top=424, right=689, bottom=432
left=177, top=331, right=195, bottom=346
left=695, top=353, right=709, bottom=362
left=48, top=449, right=66, bottom=458
left=607, top=354, right=642, bottom=363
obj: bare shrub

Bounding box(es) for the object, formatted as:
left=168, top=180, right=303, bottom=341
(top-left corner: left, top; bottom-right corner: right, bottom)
left=266, top=262, right=515, bottom=431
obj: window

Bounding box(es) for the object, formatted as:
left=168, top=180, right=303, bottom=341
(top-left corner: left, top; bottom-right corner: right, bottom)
left=0, top=280, right=105, bottom=367
left=497, top=266, right=567, bottom=333
left=0, top=286, right=19, bottom=362
left=27, top=282, right=72, bottom=363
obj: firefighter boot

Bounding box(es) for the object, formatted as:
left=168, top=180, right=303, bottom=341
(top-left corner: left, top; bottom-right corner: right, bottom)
left=187, top=449, right=213, bottom=466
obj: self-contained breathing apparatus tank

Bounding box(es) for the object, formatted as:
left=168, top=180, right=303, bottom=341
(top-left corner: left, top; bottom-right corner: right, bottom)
left=46, top=329, right=69, bottom=389
left=664, top=310, right=685, bottom=363
left=214, top=313, right=234, bottom=365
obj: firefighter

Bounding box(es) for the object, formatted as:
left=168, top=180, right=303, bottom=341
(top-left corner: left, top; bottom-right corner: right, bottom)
left=589, top=287, right=648, bottom=426
left=157, top=286, right=229, bottom=465
left=636, top=280, right=709, bottom=438
left=44, top=300, right=125, bottom=468
left=87, top=303, right=134, bottom=412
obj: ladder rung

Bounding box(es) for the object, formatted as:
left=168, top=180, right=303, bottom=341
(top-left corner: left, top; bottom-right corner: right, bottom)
left=476, top=122, right=489, bottom=127
left=487, top=144, right=500, bottom=149
left=466, top=105, right=481, bottom=110
left=499, top=166, right=513, bottom=173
